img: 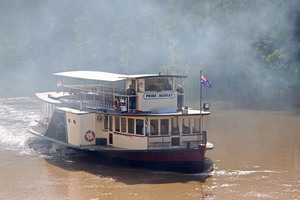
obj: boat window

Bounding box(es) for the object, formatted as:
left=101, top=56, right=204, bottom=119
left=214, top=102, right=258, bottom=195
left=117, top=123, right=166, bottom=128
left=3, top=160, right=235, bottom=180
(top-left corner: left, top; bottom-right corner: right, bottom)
left=137, top=79, right=144, bottom=92
left=163, top=78, right=173, bottom=90
left=150, top=119, right=159, bottom=135
left=145, top=78, right=173, bottom=92
left=121, top=117, right=126, bottom=133
left=128, top=118, right=134, bottom=134
left=104, top=116, right=108, bottom=130
left=145, top=78, right=157, bottom=91
left=193, top=118, right=200, bottom=133
left=109, top=116, right=113, bottom=132
left=115, top=116, right=120, bottom=132
left=171, top=117, right=179, bottom=135
left=160, top=119, right=169, bottom=135
left=182, top=118, right=191, bottom=134
left=136, top=119, right=144, bottom=135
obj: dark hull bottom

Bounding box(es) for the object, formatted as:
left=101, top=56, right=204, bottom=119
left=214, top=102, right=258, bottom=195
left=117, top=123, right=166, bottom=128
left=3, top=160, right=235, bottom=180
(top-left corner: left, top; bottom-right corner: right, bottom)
left=94, top=150, right=206, bottom=173
left=100, top=155, right=204, bottom=173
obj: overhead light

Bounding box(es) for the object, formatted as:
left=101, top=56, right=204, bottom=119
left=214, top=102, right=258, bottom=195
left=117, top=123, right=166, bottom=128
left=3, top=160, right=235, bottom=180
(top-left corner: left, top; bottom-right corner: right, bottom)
left=203, top=103, right=210, bottom=111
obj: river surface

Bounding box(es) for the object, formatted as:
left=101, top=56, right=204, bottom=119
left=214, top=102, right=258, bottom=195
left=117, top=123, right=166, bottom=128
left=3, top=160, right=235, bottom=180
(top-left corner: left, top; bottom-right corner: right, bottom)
left=0, top=97, right=299, bottom=200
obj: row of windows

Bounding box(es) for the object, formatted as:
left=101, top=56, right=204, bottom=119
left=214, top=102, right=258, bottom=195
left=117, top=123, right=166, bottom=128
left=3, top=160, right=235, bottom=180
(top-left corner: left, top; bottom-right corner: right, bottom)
left=144, top=78, right=173, bottom=92
left=104, top=116, right=144, bottom=135
left=104, top=116, right=201, bottom=136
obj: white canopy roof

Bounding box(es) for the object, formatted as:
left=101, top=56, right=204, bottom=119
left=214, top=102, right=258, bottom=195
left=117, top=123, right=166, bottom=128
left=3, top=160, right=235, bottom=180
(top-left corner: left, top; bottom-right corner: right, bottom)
left=54, top=71, right=186, bottom=82
left=54, top=71, right=126, bottom=82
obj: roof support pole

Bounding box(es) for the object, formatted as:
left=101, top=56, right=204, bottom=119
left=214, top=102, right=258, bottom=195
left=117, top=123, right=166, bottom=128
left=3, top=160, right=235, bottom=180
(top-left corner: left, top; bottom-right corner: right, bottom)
left=84, top=80, right=86, bottom=103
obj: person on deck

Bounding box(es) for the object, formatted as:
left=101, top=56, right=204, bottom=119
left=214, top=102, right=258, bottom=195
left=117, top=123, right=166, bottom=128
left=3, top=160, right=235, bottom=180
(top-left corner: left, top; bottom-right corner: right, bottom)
left=126, top=84, right=136, bottom=110
left=163, top=79, right=172, bottom=90
left=176, top=84, right=184, bottom=108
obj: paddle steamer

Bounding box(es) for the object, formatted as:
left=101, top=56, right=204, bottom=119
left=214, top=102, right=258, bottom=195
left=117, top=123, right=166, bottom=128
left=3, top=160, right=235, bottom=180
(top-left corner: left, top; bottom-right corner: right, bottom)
left=28, top=71, right=212, bottom=173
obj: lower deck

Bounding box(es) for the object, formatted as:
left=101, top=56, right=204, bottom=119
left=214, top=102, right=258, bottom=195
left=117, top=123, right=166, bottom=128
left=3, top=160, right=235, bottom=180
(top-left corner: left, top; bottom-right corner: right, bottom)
left=29, top=96, right=213, bottom=173
left=35, top=93, right=212, bottom=151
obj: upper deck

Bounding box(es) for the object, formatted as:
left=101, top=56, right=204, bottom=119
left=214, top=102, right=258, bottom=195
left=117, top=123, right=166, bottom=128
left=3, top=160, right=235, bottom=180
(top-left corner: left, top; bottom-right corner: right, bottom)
left=48, top=71, right=199, bottom=115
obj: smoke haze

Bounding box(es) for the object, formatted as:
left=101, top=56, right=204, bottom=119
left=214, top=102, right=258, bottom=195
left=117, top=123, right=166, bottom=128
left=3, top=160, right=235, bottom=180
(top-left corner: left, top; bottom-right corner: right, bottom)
left=0, top=0, right=299, bottom=107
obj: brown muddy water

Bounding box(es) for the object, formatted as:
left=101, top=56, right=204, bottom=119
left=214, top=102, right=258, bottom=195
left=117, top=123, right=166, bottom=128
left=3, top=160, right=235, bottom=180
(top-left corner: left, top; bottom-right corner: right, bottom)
left=0, top=97, right=299, bottom=200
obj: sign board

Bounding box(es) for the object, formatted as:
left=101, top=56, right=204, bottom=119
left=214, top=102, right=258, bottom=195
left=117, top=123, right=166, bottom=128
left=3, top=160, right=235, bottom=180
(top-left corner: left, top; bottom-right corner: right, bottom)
left=143, top=93, right=175, bottom=99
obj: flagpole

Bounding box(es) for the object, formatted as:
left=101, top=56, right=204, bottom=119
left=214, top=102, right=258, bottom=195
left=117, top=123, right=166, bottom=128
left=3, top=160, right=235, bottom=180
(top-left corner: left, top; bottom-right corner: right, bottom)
left=200, top=70, right=203, bottom=113
left=200, top=70, right=203, bottom=134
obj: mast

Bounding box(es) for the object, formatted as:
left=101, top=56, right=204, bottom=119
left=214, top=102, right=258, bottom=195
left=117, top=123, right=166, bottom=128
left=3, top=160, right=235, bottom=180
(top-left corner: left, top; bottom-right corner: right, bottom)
left=200, top=70, right=203, bottom=134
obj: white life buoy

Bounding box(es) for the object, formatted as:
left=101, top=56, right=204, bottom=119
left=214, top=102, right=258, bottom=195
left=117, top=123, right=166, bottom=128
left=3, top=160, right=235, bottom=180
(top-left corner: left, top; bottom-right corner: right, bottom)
left=84, top=130, right=95, bottom=142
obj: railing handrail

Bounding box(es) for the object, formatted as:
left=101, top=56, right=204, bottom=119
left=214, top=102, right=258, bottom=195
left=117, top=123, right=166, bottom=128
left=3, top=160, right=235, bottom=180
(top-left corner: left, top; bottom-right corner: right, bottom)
left=64, top=85, right=126, bottom=96
left=147, top=130, right=207, bottom=149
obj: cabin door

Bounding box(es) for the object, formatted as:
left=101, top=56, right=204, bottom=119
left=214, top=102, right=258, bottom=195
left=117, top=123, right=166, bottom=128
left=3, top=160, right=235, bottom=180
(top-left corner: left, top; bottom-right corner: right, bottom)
left=131, top=80, right=136, bottom=91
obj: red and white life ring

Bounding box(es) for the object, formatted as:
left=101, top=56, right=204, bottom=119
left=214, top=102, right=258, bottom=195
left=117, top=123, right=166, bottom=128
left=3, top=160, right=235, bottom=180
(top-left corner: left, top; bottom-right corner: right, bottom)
left=114, top=99, right=120, bottom=110
left=84, top=130, right=95, bottom=142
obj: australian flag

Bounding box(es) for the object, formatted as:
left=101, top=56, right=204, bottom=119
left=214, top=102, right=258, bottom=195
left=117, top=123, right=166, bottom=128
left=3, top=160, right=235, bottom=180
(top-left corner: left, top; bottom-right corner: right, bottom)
left=201, top=75, right=212, bottom=88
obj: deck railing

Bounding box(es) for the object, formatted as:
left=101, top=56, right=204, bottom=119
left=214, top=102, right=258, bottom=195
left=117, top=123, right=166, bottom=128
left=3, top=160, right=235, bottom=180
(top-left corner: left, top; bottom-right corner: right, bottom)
left=147, top=130, right=207, bottom=150
left=59, top=85, right=135, bottom=110
left=56, top=84, right=186, bottom=112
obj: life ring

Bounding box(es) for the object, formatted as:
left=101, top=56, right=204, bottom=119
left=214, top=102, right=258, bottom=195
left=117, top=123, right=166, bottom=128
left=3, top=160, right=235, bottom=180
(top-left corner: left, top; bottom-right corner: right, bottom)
left=114, top=99, right=120, bottom=110
left=84, top=130, right=95, bottom=142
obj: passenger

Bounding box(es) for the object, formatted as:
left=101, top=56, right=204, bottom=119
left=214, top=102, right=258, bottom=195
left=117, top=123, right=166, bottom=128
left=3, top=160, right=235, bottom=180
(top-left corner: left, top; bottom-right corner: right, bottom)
left=163, top=79, right=172, bottom=90
left=126, top=84, right=136, bottom=110
left=176, top=84, right=184, bottom=108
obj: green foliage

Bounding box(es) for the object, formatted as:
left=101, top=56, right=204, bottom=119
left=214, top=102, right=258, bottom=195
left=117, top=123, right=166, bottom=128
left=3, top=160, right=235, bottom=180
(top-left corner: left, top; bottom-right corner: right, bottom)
left=252, top=30, right=290, bottom=73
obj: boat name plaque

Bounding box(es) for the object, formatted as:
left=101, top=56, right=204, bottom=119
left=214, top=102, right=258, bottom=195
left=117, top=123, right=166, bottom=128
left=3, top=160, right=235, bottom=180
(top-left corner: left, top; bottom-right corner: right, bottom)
left=143, top=93, right=175, bottom=99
